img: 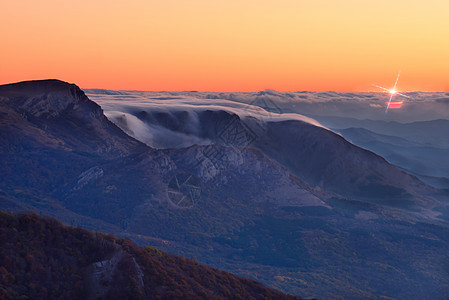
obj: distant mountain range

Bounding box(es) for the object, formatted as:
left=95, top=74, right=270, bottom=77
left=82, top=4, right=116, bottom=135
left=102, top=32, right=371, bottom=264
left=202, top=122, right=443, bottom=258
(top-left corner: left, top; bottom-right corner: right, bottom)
left=312, top=116, right=449, bottom=189
left=1, top=80, right=449, bottom=299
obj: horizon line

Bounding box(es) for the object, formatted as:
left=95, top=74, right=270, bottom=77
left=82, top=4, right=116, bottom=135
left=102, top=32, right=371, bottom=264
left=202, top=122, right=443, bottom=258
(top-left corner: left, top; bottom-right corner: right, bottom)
left=0, top=79, right=446, bottom=94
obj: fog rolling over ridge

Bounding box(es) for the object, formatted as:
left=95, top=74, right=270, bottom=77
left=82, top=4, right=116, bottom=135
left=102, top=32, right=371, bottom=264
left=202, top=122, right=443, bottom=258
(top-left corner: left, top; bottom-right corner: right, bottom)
left=87, top=92, right=324, bottom=149
left=86, top=89, right=449, bottom=189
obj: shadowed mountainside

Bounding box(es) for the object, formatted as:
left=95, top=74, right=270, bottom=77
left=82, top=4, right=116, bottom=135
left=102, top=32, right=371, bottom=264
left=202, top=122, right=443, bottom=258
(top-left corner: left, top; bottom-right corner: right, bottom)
left=0, top=210, right=300, bottom=299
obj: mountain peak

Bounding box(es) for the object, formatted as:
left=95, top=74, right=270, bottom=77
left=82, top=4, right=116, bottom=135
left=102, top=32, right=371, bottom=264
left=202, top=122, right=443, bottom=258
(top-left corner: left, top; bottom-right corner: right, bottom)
left=0, top=79, right=146, bottom=157
left=0, top=79, right=92, bottom=118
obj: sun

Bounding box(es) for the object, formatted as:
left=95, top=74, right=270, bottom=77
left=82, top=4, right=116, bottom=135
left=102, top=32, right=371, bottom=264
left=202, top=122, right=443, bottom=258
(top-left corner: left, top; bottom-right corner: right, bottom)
left=373, top=72, right=411, bottom=112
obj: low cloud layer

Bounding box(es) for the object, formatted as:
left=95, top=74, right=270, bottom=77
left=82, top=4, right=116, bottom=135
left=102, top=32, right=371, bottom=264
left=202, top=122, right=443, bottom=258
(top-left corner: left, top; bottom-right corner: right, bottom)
left=86, top=89, right=449, bottom=124
left=86, top=89, right=449, bottom=150
left=86, top=90, right=325, bottom=149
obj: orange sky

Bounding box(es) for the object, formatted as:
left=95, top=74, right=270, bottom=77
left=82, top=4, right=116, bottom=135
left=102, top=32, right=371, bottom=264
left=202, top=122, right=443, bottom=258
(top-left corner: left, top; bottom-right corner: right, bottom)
left=1, top=0, right=448, bottom=92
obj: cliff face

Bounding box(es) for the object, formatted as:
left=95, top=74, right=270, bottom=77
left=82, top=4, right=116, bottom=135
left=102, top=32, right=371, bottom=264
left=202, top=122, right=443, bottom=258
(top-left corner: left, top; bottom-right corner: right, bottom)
left=0, top=210, right=300, bottom=300
left=0, top=79, right=98, bottom=118
left=0, top=80, right=148, bottom=205
left=0, top=79, right=146, bottom=157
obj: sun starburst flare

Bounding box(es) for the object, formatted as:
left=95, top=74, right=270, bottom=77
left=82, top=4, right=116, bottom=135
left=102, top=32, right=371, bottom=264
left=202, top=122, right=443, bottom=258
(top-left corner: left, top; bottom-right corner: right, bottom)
left=373, top=71, right=411, bottom=112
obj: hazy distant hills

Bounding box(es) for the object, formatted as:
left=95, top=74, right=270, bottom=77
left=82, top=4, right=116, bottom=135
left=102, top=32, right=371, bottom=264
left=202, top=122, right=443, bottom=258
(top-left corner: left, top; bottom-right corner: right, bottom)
left=315, top=116, right=449, bottom=148
left=1, top=80, right=449, bottom=299
left=312, top=116, right=449, bottom=189
left=0, top=210, right=299, bottom=299
left=332, top=126, right=449, bottom=188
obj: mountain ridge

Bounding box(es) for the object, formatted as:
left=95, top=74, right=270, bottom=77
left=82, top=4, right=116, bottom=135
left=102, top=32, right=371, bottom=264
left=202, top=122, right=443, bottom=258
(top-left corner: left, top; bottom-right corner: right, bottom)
left=92, top=96, right=439, bottom=208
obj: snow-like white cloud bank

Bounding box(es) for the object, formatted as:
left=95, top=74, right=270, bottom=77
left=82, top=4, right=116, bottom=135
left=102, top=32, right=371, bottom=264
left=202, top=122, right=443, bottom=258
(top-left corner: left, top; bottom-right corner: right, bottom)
left=87, top=89, right=449, bottom=123
left=194, top=89, right=449, bottom=123
left=85, top=90, right=326, bottom=149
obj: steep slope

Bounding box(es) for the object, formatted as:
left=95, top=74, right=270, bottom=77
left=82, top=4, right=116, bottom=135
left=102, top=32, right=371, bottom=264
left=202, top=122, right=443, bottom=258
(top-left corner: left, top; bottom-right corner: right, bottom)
left=251, top=119, right=435, bottom=205
left=0, top=79, right=145, bottom=156
left=0, top=210, right=300, bottom=299
left=335, top=127, right=449, bottom=189
left=0, top=80, right=147, bottom=207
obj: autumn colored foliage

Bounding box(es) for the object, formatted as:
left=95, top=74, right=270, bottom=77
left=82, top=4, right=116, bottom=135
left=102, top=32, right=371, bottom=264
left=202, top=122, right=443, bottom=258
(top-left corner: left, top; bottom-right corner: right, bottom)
left=0, top=211, right=300, bottom=299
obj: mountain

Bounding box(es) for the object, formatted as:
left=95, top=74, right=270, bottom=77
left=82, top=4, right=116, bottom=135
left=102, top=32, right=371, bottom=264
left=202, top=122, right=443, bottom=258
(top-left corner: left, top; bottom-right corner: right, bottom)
left=92, top=95, right=438, bottom=208
left=307, top=115, right=449, bottom=189
left=0, top=80, right=147, bottom=212
left=0, top=80, right=145, bottom=156
left=0, top=210, right=300, bottom=299
left=1, top=80, right=449, bottom=299
left=334, top=127, right=449, bottom=189
left=313, top=116, right=449, bottom=148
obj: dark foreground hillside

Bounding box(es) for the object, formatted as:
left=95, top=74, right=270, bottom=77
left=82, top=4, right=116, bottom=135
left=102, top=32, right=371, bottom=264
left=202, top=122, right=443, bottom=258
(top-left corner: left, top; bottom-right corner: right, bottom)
left=0, top=211, right=300, bottom=300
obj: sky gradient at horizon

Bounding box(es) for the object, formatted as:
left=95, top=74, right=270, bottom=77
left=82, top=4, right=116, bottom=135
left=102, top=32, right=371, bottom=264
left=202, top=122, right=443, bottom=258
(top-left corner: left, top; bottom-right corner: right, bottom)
left=1, top=0, right=448, bottom=92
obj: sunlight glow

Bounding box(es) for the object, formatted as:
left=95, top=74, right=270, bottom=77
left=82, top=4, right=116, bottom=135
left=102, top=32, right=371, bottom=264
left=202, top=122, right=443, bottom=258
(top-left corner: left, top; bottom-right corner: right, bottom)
left=373, top=71, right=412, bottom=112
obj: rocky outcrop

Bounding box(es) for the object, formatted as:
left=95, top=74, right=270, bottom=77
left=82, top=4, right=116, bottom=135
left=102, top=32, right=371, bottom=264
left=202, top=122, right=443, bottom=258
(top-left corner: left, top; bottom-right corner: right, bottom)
left=0, top=79, right=146, bottom=158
